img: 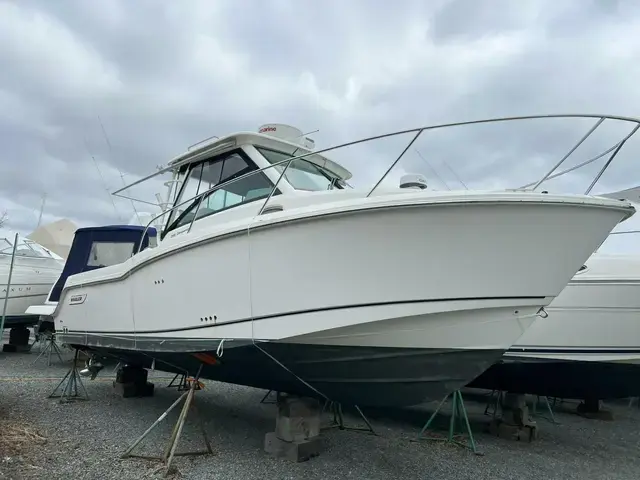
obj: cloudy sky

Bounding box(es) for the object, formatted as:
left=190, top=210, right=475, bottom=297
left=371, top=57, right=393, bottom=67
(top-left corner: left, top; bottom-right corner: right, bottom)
left=1, top=0, right=640, bottom=252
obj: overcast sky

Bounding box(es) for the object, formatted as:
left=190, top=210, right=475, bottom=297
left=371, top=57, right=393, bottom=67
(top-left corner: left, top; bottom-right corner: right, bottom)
left=1, top=0, right=640, bottom=251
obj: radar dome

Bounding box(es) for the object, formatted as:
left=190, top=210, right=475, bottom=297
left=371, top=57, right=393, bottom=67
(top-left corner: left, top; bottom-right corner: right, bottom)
left=257, top=123, right=315, bottom=150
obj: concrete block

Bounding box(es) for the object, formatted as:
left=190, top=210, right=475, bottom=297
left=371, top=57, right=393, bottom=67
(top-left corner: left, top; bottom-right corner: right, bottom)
left=264, top=431, right=322, bottom=462
left=2, top=343, right=31, bottom=353
left=275, top=395, right=321, bottom=442
left=113, top=381, right=155, bottom=398
left=489, top=419, right=538, bottom=442
left=8, top=327, right=30, bottom=346
left=115, top=365, right=148, bottom=384
left=275, top=413, right=321, bottom=442
left=576, top=403, right=614, bottom=421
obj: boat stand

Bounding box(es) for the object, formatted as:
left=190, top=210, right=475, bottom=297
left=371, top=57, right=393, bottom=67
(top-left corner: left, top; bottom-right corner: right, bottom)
left=121, top=365, right=213, bottom=477
left=485, top=390, right=558, bottom=425
left=415, top=390, right=482, bottom=455
left=322, top=401, right=376, bottom=435
left=166, top=372, right=189, bottom=391
left=48, top=349, right=89, bottom=403
left=260, top=389, right=277, bottom=404
left=33, top=331, right=64, bottom=367
left=531, top=395, right=559, bottom=424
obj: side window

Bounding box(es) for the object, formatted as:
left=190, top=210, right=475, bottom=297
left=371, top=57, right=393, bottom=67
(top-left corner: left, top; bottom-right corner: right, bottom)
left=87, top=242, right=135, bottom=267
left=195, top=153, right=274, bottom=220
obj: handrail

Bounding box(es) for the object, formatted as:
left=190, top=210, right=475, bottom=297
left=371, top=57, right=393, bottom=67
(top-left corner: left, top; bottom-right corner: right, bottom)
left=609, top=230, right=640, bottom=235
left=131, top=113, right=640, bottom=252
left=0, top=232, right=19, bottom=333
left=585, top=123, right=640, bottom=195
left=113, top=113, right=640, bottom=209
left=531, top=117, right=605, bottom=191
left=519, top=141, right=622, bottom=189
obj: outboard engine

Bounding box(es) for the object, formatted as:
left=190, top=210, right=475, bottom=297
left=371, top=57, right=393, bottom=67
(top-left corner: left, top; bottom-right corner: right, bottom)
left=80, top=355, right=104, bottom=380
left=399, top=174, right=428, bottom=190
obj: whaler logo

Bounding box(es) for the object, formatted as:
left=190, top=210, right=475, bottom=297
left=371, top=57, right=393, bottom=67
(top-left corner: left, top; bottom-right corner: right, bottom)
left=69, top=294, right=87, bottom=305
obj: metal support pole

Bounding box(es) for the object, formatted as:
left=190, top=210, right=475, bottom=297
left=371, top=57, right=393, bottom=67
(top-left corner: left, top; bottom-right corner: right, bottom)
left=531, top=117, right=605, bottom=191
left=0, top=233, right=19, bottom=335
left=585, top=123, right=640, bottom=194
left=121, top=365, right=212, bottom=477
left=415, top=390, right=482, bottom=455
left=367, top=129, right=424, bottom=197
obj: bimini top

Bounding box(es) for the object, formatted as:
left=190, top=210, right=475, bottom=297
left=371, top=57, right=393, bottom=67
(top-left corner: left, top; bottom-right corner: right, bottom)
left=47, top=225, right=157, bottom=303
left=166, top=125, right=354, bottom=181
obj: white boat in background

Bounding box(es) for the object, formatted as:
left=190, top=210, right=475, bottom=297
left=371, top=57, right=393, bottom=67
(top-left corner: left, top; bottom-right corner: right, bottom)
left=0, top=234, right=65, bottom=329
left=469, top=252, right=640, bottom=400
left=39, top=114, right=639, bottom=407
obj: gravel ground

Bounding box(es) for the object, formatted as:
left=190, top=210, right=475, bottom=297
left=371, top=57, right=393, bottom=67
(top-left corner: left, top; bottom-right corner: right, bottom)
left=1, top=337, right=639, bottom=480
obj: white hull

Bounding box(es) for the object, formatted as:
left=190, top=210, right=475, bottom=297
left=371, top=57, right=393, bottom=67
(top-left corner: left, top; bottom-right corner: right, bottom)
left=1, top=257, right=63, bottom=323
left=506, top=253, right=640, bottom=364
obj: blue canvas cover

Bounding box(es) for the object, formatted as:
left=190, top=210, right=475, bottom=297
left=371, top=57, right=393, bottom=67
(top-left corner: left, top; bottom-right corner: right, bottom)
left=48, top=225, right=157, bottom=302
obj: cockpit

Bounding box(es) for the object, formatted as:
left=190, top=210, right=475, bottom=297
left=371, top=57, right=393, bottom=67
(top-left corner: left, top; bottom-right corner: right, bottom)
left=162, top=135, right=350, bottom=238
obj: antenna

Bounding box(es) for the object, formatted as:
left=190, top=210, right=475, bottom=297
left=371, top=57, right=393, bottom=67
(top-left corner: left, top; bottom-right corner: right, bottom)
left=97, top=115, right=142, bottom=224
left=300, top=129, right=319, bottom=137
left=84, top=137, right=123, bottom=221
left=35, top=193, right=46, bottom=229
left=440, top=159, right=468, bottom=190
left=414, top=149, right=450, bottom=191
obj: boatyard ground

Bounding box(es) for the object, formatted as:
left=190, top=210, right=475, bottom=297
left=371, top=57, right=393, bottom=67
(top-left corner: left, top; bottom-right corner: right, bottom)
left=1, top=341, right=639, bottom=480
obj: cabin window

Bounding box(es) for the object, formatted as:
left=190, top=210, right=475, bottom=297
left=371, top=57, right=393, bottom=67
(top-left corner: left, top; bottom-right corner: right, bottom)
left=256, top=147, right=343, bottom=191
left=164, top=150, right=276, bottom=234
left=87, top=241, right=135, bottom=267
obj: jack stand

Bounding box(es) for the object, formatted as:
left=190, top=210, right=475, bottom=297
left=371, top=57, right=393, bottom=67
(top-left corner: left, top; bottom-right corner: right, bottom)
left=121, top=365, right=213, bottom=477
left=167, top=372, right=189, bottom=391
left=415, top=390, right=481, bottom=455
left=531, top=395, right=559, bottom=424
left=322, top=401, right=376, bottom=435
left=484, top=390, right=504, bottom=418
left=48, top=349, right=89, bottom=403
left=33, top=332, right=64, bottom=367
left=260, top=390, right=277, bottom=404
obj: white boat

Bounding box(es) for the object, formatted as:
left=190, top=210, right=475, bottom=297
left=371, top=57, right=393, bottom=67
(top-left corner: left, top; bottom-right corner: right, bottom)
left=0, top=234, right=65, bottom=329
left=41, top=115, right=639, bottom=407
left=469, top=245, right=640, bottom=401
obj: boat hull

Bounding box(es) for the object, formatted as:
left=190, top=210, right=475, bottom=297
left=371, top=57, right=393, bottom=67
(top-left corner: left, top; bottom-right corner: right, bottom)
left=53, top=193, right=634, bottom=407
left=468, top=357, right=640, bottom=399
left=73, top=341, right=508, bottom=407
left=61, top=299, right=539, bottom=407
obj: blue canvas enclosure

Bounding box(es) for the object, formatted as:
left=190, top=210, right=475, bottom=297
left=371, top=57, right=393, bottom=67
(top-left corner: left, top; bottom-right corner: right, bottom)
left=48, top=225, right=157, bottom=303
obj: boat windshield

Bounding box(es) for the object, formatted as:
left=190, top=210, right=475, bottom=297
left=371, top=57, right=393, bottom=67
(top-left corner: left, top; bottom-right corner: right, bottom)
left=0, top=236, right=58, bottom=258
left=256, top=147, right=345, bottom=191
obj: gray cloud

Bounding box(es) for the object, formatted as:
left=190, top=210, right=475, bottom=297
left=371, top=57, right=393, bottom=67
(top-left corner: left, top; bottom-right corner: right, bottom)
left=1, top=0, right=640, bottom=251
